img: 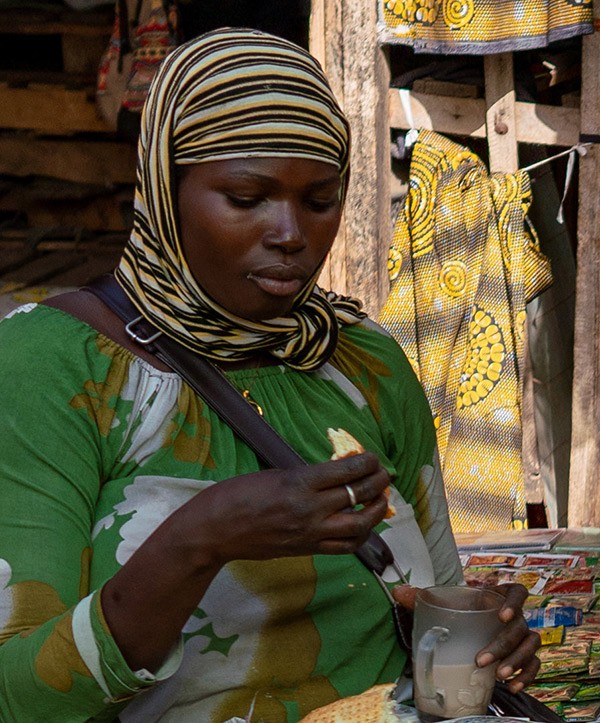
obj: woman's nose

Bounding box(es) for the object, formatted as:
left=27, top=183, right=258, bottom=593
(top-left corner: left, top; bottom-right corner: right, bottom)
left=265, top=201, right=306, bottom=252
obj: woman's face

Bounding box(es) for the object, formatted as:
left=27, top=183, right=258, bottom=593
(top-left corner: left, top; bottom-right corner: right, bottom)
left=177, top=157, right=343, bottom=321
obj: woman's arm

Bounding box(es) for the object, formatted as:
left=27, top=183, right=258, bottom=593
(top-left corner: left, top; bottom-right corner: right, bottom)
left=0, top=310, right=158, bottom=720
left=101, top=454, right=391, bottom=672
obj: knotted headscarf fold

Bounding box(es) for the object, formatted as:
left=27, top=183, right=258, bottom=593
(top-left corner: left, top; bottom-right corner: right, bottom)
left=115, top=27, right=365, bottom=371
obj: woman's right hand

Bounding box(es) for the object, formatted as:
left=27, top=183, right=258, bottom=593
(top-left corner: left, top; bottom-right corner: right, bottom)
left=173, top=452, right=391, bottom=568
left=102, top=452, right=390, bottom=672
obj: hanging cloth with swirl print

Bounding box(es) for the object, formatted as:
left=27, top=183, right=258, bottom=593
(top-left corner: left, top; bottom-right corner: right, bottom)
left=378, top=130, right=553, bottom=533
left=377, top=0, right=593, bottom=53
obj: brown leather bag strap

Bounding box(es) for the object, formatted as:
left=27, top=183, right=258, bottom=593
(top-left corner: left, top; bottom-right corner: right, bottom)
left=83, top=274, right=397, bottom=577
left=85, top=274, right=303, bottom=470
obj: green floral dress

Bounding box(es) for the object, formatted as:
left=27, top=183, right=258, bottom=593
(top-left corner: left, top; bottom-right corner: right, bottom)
left=0, top=304, right=462, bottom=723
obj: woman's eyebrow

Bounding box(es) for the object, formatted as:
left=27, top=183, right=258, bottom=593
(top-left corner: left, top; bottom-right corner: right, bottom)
left=308, top=176, right=341, bottom=190
left=224, top=171, right=340, bottom=189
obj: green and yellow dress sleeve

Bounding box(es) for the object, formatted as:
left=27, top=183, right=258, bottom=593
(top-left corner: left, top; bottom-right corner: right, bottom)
left=0, top=305, right=181, bottom=722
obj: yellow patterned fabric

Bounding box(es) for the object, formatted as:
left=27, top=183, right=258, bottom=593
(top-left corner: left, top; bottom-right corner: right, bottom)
left=377, top=0, right=593, bottom=53
left=378, top=130, right=553, bottom=532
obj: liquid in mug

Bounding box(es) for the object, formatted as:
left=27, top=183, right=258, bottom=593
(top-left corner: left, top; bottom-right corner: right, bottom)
left=415, top=661, right=496, bottom=721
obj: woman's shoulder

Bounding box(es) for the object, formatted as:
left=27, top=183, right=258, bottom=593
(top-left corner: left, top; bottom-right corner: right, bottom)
left=0, top=297, right=133, bottom=376
left=338, top=316, right=414, bottom=372
left=0, top=301, right=86, bottom=347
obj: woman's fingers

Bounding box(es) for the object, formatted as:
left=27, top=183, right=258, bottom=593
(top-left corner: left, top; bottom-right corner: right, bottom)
left=391, top=584, right=419, bottom=610
left=492, top=628, right=541, bottom=693
left=493, top=582, right=529, bottom=622
left=307, top=452, right=388, bottom=493
left=291, top=453, right=391, bottom=519
left=499, top=634, right=542, bottom=691
left=475, top=583, right=541, bottom=689
left=193, top=458, right=392, bottom=562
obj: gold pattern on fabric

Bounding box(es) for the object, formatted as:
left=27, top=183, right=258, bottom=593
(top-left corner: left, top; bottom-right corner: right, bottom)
left=330, top=334, right=394, bottom=423
left=414, top=464, right=437, bottom=534
left=439, top=260, right=468, bottom=298
left=69, top=338, right=129, bottom=437
left=162, top=386, right=216, bottom=468
left=79, top=547, right=92, bottom=601
left=34, top=612, right=92, bottom=692
left=378, top=0, right=593, bottom=53
left=213, top=557, right=337, bottom=722
left=378, top=130, right=552, bottom=532
left=1, top=580, right=67, bottom=644
left=458, top=308, right=505, bottom=409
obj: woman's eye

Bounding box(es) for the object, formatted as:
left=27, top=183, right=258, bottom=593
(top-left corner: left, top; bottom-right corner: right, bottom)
left=306, top=198, right=338, bottom=212
left=226, top=194, right=262, bottom=208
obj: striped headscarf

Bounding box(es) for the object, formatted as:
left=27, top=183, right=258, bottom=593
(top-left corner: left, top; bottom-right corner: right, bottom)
left=115, top=27, right=365, bottom=371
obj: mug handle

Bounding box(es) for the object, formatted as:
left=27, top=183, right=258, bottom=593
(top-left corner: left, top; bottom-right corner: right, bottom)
left=415, top=626, right=450, bottom=704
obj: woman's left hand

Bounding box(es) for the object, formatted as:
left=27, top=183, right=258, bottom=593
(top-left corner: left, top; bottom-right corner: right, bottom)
left=474, top=583, right=541, bottom=692
left=392, top=582, right=541, bottom=693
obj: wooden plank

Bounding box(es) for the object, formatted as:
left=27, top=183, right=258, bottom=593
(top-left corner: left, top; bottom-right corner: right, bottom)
left=42, top=251, right=122, bottom=286
left=0, top=70, right=96, bottom=87
left=412, top=78, right=479, bottom=98
left=0, top=135, right=136, bottom=185
left=484, top=53, right=519, bottom=173
left=515, top=101, right=579, bottom=146
left=483, top=54, right=541, bottom=509
left=0, top=190, right=133, bottom=232
left=388, top=89, right=580, bottom=147
left=62, top=34, right=108, bottom=75
left=310, top=0, right=346, bottom=297
left=0, top=83, right=110, bottom=134
left=0, top=10, right=111, bottom=36
left=568, top=7, right=600, bottom=527
left=311, top=0, right=391, bottom=316
left=0, top=251, right=88, bottom=288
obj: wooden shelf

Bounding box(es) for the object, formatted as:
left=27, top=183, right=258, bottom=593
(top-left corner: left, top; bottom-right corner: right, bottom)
left=0, top=83, right=110, bottom=134
left=388, top=89, right=580, bottom=148
left=0, top=133, right=136, bottom=185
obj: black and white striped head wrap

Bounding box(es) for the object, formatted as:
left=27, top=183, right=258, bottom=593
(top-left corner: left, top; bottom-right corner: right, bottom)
left=115, top=27, right=365, bottom=371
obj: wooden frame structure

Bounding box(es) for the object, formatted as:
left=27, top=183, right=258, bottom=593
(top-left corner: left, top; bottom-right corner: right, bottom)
left=310, top=0, right=600, bottom=527
left=0, top=2, right=597, bottom=526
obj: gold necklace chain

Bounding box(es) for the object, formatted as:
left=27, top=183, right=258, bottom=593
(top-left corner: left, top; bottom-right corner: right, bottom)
left=241, top=388, right=264, bottom=416
left=231, top=360, right=264, bottom=416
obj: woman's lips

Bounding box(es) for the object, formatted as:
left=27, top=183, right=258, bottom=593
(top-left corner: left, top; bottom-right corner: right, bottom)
left=247, top=267, right=306, bottom=297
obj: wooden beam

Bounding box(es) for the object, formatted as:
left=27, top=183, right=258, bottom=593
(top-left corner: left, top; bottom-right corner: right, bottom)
left=0, top=10, right=111, bottom=36
left=568, top=8, right=600, bottom=526
left=0, top=189, right=133, bottom=232
left=310, top=0, right=346, bottom=298
left=484, top=53, right=519, bottom=173
left=388, top=89, right=580, bottom=148
left=0, top=135, right=136, bottom=185
left=310, top=0, right=391, bottom=316
left=0, top=83, right=110, bottom=134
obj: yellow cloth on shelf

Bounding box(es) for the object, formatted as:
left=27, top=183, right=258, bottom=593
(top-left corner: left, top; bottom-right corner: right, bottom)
left=377, top=0, right=593, bottom=53
left=378, top=130, right=553, bottom=532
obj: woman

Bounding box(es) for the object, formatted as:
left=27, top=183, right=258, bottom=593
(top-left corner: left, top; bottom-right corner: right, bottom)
left=0, top=28, right=539, bottom=722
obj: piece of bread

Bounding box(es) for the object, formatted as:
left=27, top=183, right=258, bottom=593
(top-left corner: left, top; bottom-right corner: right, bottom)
left=299, top=684, right=399, bottom=722
left=327, top=428, right=396, bottom=518
left=327, top=427, right=365, bottom=460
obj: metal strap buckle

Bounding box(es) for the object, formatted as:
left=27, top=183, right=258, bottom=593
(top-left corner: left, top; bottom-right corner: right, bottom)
left=124, top=315, right=162, bottom=345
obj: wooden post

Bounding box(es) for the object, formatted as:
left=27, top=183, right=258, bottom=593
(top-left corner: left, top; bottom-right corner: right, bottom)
left=309, top=0, right=347, bottom=302
left=568, top=5, right=600, bottom=526
left=484, top=53, right=519, bottom=173
left=310, top=0, right=391, bottom=316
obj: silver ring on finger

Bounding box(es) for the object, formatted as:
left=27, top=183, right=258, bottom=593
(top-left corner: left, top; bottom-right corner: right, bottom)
left=344, top=483, right=358, bottom=508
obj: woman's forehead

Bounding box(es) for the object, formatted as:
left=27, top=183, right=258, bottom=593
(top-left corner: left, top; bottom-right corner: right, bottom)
left=177, top=156, right=341, bottom=180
